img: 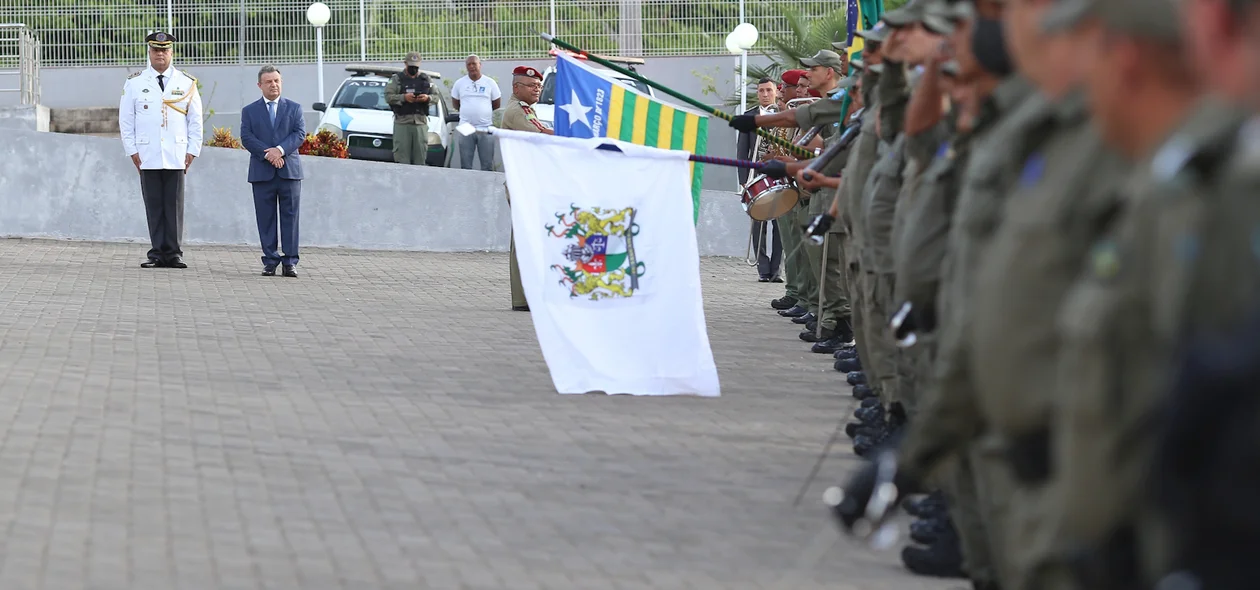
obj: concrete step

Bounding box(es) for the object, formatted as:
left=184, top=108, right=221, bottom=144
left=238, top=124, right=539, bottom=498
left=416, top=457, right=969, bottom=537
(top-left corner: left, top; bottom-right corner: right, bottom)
left=49, top=107, right=119, bottom=134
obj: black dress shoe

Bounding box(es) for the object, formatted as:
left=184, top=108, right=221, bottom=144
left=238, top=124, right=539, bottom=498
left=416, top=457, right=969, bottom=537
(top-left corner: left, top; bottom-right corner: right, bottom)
left=779, top=305, right=808, bottom=318
left=282, top=265, right=297, bottom=278
left=847, top=371, right=867, bottom=386
left=791, top=311, right=816, bottom=325
left=771, top=277, right=784, bottom=283
left=800, top=326, right=836, bottom=343
left=512, top=305, right=530, bottom=312
left=167, top=258, right=187, bottom=269
left=261, top=266, right=276, bottom=276
left=140, top=259, right=164, bottom=268
left=771, top=296, right=798, bottom=310
left=811, top=336, right=847, bottom=354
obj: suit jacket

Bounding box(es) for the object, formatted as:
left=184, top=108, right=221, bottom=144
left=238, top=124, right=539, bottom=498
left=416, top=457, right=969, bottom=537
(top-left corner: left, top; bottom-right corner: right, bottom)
left=736, top=105, right=758, bottom=185
left=240, top=96, right=305, bottom=183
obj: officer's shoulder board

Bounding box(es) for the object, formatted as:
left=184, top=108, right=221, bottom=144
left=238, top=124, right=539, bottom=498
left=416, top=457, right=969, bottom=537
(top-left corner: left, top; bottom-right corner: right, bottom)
left=126, top=71, right=142, bottom=80
left=182, top=70, right=197, bottom=85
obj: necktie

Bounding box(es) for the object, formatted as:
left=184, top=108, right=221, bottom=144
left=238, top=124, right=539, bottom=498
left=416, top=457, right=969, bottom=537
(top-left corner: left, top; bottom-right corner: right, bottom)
left=157, top=74, right=165, bottom=92
left=268, top=101, right=276, bottom=127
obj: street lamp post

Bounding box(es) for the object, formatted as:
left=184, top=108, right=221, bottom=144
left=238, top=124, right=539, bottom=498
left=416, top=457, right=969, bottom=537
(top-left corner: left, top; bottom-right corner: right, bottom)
left=307, top=2, right=331, bottom=104
left=727, top=21, right=758, bottom=192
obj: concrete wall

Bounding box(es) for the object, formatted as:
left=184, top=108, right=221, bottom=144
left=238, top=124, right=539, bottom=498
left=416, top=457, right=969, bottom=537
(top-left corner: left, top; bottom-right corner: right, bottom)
left=0, top=105, right=50, bottom=132
left=0, top=128, right=753, bottom=256
left=36, top=54, right=774, bottom=192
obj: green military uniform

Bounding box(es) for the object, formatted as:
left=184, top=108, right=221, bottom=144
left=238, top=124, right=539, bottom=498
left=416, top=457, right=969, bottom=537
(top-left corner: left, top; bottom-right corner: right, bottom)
left=842, top=69, right=886, bottom=382
left=896, top=75, right=1039, bottom=588
left=1045, top=98, right=1258, bottom=590
left=795, top=87, right=857, bottom=339
left=500, top=89, right=549, bottom=310
left=966, top=90, right=1127, bottom=590
left=860, top=61, right=912, bottom=406
left=384, top=55, right=432, bottom=166
left=790, top=91, right=843, bottom=328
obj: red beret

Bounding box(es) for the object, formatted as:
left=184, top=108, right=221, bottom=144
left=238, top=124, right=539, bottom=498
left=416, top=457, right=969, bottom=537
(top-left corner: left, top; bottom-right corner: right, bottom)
left=781, top=69, right=807, bottom=86
left=807, top=88, right=822, bottom=98
left=512, top=66, right=542, bottom=81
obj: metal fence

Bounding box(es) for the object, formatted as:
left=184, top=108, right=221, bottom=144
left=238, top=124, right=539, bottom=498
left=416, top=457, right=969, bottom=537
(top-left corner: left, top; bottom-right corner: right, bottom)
left=3, top=0, right=841, bottom=67
left=0, top=24, right=40, bottom=105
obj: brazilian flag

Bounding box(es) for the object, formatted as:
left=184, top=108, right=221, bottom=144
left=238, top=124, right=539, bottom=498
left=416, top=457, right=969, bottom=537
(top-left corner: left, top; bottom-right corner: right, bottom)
left=842, top=0, right=887, bottom=119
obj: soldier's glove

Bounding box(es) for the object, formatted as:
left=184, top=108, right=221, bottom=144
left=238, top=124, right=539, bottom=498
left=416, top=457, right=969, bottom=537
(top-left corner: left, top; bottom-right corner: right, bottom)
left=805, top=214, right=834, bottom=244
left=729, top=114, right=758, bottom=133
left=761, top=160, right=789, bottom=179
left=824, top=446, right=913, bottom=537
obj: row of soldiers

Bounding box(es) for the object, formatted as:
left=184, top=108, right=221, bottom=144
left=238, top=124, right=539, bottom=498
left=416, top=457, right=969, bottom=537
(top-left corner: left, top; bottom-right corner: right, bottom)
left=730, top=0, right=1260, bottom=588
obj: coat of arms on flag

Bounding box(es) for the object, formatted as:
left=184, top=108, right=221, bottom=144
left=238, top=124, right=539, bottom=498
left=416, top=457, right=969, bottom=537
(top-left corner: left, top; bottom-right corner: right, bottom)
left=549, top=205, right=645, bottom=300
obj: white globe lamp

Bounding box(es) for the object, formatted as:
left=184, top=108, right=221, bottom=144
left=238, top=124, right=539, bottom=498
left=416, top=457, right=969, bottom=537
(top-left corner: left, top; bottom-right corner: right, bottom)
left=725, top=31, right=742, bottom=55
left=732, top=22, right=759, bottom=50
left=306, top=2, right=331, bottom=27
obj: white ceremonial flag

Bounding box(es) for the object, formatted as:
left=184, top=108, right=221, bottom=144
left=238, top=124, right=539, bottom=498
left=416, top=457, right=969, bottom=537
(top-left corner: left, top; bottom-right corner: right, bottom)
left=497, top=129, right=720, bottom=397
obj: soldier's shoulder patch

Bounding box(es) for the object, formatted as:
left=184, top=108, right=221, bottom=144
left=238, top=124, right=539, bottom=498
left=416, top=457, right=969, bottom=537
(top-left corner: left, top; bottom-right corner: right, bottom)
left=1089, top=238, right=1122, bottom=280
left=1019, top=152, right=1045, bottom=188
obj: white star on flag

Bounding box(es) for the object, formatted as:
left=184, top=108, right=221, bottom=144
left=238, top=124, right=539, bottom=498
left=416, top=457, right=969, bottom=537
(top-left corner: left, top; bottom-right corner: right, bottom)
left=559, top=90, right=593, bottom=130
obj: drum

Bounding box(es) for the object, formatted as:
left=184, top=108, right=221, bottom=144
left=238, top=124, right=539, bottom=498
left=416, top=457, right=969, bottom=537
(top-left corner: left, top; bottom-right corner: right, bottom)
left=741, top=174, right=800, bottom=221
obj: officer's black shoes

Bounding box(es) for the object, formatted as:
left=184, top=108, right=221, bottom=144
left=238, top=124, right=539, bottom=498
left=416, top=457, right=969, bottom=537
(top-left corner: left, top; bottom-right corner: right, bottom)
left=512, top=305, right=530, bottom=312
left=281, top=264, right=297, bottom=278
left=261, top=266, right=276, bottom=276
left=851, top=384, right=877, bottom=400
left=847, top=371, right=867, bottom=386
left=901, top=529, right=966, bottom=579
left=167, top=257, right=188, bottom=269
left=811, top=336, right=848, bottom=354
left=909, top=515, right=954, bottom=545
left=771, top=296, right=797, bottom=310
left=835, top=357, right=862, bottom=372
left=905, top=490, right=948, bottom=518
left=801, top=326, right=835, bottom=343
left=779, top=305, right=808, bottom=318
left=791, top=311, right=816, bottom=324
left=140, top=259, right=163, bottom=268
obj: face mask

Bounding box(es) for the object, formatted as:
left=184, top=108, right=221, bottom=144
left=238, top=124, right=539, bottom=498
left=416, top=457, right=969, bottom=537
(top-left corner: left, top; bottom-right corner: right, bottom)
left=971, top=17, right=1013, bottom=77
left=406, top=66, right=419, bottom=75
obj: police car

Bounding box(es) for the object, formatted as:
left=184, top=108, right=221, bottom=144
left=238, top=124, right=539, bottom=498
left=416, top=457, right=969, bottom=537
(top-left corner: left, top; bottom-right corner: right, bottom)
left=312, top=64, right=459, bottom=166
left=533, top=51, right=654, bottom=129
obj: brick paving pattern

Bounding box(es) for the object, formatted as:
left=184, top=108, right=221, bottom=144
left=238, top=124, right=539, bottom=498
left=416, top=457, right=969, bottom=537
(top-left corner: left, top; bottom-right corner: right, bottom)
left=0, top=239, right=953, bottom=590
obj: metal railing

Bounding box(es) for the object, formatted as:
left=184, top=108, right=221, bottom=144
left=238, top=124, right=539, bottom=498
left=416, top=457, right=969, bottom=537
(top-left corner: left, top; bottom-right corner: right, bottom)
left=0, top=24, right=40, bottom=105
left=1, top=0, right=840, bottom=67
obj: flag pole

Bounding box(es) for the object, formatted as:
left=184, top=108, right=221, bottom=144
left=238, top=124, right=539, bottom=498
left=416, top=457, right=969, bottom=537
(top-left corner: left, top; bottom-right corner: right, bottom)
left=461, top=124, right=774, bottom=171
left=539, top=32, right=816, bottom=160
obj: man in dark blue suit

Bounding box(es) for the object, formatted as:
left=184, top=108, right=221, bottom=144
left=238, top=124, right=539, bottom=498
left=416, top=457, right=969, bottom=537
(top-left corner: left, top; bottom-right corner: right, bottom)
left=240, top=65, right=305, bottom=277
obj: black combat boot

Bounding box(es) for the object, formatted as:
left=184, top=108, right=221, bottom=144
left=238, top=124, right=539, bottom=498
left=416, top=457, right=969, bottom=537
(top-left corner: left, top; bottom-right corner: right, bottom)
left=901, top=525, right=966, bottom=579
left=834, top=357, right=862, bottom=372
left=910, top=514, right=954, bottom=545
left=771, top=296, right=797, bottom=310
left=834, top=346, right=858, bottom=360
left=847, top=371, right=867, bottom=386
left=905, top=490, right=948, bottom=518
left=791, top=311, right=816, bottom=324
left=779, top=305, right=808, bottom=318
left=851, top=384, right=877, bottom=400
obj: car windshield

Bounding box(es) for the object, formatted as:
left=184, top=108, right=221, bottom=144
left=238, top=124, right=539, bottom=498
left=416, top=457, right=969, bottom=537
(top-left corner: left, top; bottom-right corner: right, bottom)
left=331, top=79, right=440, bottom=116
left=540, top=73, right=650, bottom=104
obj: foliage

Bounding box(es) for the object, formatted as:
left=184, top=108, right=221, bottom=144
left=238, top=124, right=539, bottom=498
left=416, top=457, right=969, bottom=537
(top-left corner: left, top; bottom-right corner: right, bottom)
left=299, top=129, right=350, bottom=158
left=206, top=126, right=243, bottom=149
left=10, top=0, right=864, bottom=65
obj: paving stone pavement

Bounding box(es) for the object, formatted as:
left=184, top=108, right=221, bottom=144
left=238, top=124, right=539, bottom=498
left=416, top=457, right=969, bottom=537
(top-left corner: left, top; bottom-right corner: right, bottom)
left=0, top=239, right=956, bottom=590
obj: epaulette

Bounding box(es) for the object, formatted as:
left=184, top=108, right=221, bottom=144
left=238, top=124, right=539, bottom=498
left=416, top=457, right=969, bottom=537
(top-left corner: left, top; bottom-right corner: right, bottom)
left=127, top=71, right=142, bottom=80
left=183, top=71, right=197, bottom=84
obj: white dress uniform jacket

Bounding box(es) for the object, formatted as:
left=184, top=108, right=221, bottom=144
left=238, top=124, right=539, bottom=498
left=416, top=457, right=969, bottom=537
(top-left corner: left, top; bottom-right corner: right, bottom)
left=119, top=65, right=204, bottom=170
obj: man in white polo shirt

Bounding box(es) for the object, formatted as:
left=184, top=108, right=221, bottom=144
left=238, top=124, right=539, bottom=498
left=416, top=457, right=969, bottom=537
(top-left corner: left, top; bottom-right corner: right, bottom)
left=451, top=54, right=502, bottom=171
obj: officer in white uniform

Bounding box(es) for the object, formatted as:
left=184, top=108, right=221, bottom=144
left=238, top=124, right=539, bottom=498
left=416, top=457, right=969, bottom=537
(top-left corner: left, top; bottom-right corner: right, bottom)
left=119, top=31, right=204, bottom=269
